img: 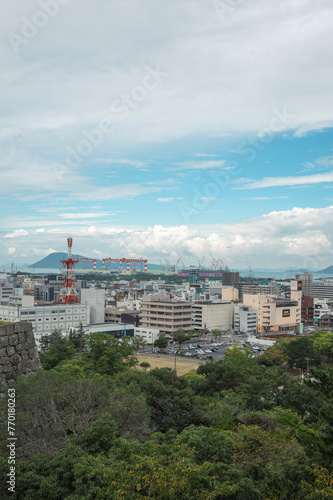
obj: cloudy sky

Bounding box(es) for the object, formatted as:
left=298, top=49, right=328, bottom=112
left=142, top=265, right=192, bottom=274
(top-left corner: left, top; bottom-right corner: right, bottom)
left=1, top=0, right=333, bottom=270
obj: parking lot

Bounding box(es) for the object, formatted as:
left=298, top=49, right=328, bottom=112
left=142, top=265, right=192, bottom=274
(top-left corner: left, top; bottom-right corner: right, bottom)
left=140, top=336, right=267, bottom=362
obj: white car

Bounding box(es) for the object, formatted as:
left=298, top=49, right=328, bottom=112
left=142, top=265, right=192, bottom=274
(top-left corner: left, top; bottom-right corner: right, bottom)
left=197, top=350, right=204, bottom=355
left=205, top=349, right=212, bottom=353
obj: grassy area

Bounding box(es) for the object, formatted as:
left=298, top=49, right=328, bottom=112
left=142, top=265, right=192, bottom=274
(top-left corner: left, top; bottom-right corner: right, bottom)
left=134, top=354, right=202, bottom=376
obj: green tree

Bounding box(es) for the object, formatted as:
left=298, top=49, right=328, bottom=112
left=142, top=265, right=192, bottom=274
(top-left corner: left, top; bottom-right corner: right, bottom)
left=211, top=328, right=222, bottom=340
left=256, top=345, right=290, bottom=367
left=279, top=337, right=322, bottom=369
left=115, top=368, right=210, bottom=433
left=232, top=424, right=308, bottom=498
left=153, top=332, right=168, bottom=349
left=313, top=331, right=333, bottom=361
left=84, top=332, right=137, bottom=376
left=39, top=329, right=75, bottom=370
left=140, top=362, right=151, bottom=370
left=130, top=335, right=147, bottom=354
left=173, top=328, right=191, bottom=348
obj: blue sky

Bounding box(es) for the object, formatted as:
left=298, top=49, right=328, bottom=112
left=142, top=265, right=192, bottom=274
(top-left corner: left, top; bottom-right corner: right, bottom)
left=1, top=0, right=333, bottom=270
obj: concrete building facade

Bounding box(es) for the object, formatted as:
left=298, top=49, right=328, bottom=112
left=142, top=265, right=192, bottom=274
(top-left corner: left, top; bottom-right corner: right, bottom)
left=134, top=327, right=159, bottom=345
left=140, top=294, right=192, bottom=334
left=192, top=301, right=233, bottom=331
left=80, top=288, right=105, bottom=324
left=234, top=304, right=257, bottom=334
left=0, top=301, right=90, bottom=349
left=243, top=293, right=301, bottom=333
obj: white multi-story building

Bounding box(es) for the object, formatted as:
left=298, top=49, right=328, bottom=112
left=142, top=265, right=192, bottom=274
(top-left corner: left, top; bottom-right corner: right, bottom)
left=192, top=300, right=233, bottom=331
left=0, top=283, right=15, bottom=299
left=0, top=292, right=90, bottom=348
left=234, top=304, right=257, bottom=334
left=134, top=327, right=159, bottom=345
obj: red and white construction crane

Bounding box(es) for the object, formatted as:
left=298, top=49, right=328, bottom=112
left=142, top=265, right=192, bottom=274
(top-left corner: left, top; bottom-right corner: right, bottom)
left=101, top=258, right=148, bottom=273
left=78, top=258, right=97, bottom=271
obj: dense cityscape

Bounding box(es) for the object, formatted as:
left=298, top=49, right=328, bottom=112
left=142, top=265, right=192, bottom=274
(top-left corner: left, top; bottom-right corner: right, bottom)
left=1, top=237, right=333, bottom=353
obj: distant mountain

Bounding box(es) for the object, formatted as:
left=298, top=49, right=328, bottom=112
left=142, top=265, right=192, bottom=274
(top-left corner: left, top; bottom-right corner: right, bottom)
left=317, top=265, right=333, bottom=274
left=28, top=253, right=162, bottom=271
left=28, top=253, right=102, bottom=270
left=284, top=269, right=313, bottom=274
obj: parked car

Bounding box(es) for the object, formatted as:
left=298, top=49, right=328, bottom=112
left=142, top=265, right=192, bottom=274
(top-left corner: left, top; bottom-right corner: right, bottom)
left=206, top=355, right=214, bottom=360
left=205, top=349, right=212, bottom=353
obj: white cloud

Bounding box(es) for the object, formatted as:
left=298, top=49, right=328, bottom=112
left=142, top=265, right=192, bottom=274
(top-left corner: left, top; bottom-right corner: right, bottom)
left=247, top=196, right=289, bottom=200
left=7, top=247, right=16, bottom=255
left=59, top=212, right=113, bottom=219
left=3, top=207, right=333, bottom=270
left=1, top=0, right=332, bottom=153
left=176, top=160, right=228, bottom=170
left=94, top=158, right=148, bottom=168
left=234, top=172, right=333, bottom=189
left=4, top=230, right=29, bottom=238
left=192, top=153, right=218, bottom=158
left=157, top=198, right=175, bottom=202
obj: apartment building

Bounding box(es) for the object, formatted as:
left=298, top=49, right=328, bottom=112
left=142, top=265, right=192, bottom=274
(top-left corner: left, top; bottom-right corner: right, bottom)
left=140, top=294, right=192, bottom=334
left=243, top=292, right=302, bottom=333
left=290, top=273, right=313, bottom=297
left=237, top=282, right=280, bottom=301
left=0, top=282, right=14, bottom=299
left=192, top=300, right=233, bottom=331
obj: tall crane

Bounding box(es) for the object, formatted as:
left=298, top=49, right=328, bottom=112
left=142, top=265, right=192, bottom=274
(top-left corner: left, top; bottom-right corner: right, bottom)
left=101, top=258, right=148, bottom=273
left=78, top=258, right=97, bottom=271
left=245, top=258, right=253, bottom=278
left=198, top=257, right=205, bottom=270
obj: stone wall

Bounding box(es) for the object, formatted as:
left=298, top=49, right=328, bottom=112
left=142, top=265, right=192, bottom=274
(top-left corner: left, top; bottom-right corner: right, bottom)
left=0, top=322, right=41, bottom=397
left=0, top=322, right=67, bottom=459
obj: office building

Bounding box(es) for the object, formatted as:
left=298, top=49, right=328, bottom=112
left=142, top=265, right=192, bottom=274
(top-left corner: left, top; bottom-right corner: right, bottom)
left=140, top=294, right=192, bottom=334
left=234, top=304, right=257, bottom=334
left=192, top=300, right=233, bottom=331
left=243, top=292, right=301, bottom=333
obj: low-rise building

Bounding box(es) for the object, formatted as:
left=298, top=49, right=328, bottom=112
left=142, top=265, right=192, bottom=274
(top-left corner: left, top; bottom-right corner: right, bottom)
left=134, top=327, right=159, bottom=345
left=82, top=322, right=134, bottom=339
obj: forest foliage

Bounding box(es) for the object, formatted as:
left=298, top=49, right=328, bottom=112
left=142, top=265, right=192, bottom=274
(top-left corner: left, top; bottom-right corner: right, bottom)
left=1, top=330, right=333, bottom=499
